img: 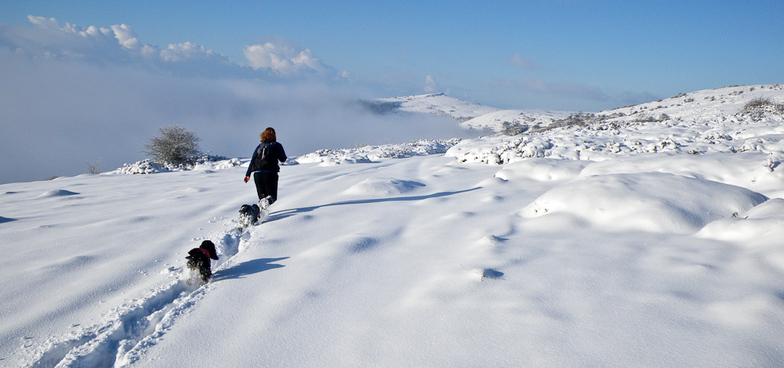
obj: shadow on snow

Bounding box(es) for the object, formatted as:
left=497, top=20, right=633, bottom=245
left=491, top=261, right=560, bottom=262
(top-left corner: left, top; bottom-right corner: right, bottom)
left=266, top=188, right=481, bottom=223
left=212, top=257, right=288, bottom=281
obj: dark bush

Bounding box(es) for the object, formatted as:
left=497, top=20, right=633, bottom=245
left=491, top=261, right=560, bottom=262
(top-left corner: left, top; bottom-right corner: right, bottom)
left=743, top=97, right=784, bottom=112
left=501, top=121, right=528, bottom=136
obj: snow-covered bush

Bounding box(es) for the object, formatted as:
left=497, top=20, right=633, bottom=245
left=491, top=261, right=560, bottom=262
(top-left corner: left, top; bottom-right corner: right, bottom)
left=528, top=113, right=602, bottom=134
left=633, top=113, right=670, bottom=123
left=114, top=155, right=238, bottom=175
left=295, top=138, right=461, bottom=165
left=115, top=159, right=171, bottom=175
left=740, top=97, right=784, bottom=118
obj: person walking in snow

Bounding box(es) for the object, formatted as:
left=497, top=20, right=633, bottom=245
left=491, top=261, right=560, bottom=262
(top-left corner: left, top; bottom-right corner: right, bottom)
left=244, top=127, right=287, bottom=209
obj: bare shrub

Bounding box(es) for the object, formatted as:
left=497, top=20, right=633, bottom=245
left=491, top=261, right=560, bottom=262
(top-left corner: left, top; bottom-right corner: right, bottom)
left=740, top=97, right=784, bottom=119
left=634, top=113, right=670, bottom=123
left=144, top=125, right=202, bottom=165
left=501, top=121, right=528, bottom=136
left=526, top=113, right=610, bottom=134
left=85, top=160, right=102, bottom=174
left=743, top=97, right=782, bottom=111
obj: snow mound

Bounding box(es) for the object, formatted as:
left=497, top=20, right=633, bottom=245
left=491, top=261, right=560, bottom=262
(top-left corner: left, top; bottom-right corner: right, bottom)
left=38, top=189, right=80, bottom=197
left=522, top=173, right=768, bottom=234
left=697, top=198, right=784, bottom=248
left=343, top=178, right=425, bottom=196
left=493, top=159, right=588, bottom=182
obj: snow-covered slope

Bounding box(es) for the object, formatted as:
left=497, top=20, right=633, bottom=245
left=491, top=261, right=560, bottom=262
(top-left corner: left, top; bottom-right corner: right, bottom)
left=447, top=84, right=784, bottom=173
left=376, top=93, right=500, bottom=122
left=383, top=85, right=784, bottom=136
left=3, top=84, right=784, bottom=367
left=373, top=93, right=575, bottom=133
left=459, top=108, right=575, bottom=132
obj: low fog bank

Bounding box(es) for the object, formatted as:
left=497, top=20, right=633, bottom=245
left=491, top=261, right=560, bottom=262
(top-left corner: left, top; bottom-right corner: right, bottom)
left=0, top=53, right=469, bottom=184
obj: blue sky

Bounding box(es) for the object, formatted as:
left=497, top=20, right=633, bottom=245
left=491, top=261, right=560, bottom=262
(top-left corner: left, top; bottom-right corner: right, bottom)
left=3, top=0, right=782, bottom=111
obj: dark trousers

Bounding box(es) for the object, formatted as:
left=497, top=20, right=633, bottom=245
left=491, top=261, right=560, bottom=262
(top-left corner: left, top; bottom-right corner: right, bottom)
left=253, top=171, right=279, bottom=202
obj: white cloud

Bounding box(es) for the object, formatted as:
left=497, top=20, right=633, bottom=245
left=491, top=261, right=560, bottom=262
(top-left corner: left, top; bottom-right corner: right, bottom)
left=160, top=41, right=215, bottom=62
left=7, top=16, right=152, bottom=62
left=111, top=24, right=139, bottom=49
left=20, top=16, right=122, bottom=56
left=7, top=16, right=345, bottom=80
left=140, top=44, right=157, bottom=58
left=27, top=15, right=132, bottom=48
left=0, top=17, right=266, bottom=79
left=507, top=53, right=537, bottom=69
left=3, top=16, right=350, bottom=82
left=26, top=15, right=60, bottom=30
left=424, top=75, right=438, bottom=92
left=243, top=42, right=334, bottom=77
left=244, top=43, right=292, bottom=70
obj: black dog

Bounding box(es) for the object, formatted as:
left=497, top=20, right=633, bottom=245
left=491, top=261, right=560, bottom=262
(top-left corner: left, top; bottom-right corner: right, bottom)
left=238, top=204, right=261, bottom=231
left=186, top=240, right=219, bottom=283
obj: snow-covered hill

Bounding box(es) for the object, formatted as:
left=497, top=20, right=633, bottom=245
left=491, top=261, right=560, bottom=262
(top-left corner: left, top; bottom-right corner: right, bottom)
left=372, top=92, right=575, bottom=133
left=448, top=84, right=784, bottom=171
left=379, top=85, right=784, bottom=137
left=375, top=93, right=500, bottom=122
left=3, top=84, right=784, bottom=367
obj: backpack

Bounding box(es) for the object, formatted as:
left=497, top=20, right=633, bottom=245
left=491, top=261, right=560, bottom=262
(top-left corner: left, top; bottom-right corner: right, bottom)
left=259, top=141, right=276, bottom=160
left=254, top=142, right=277, bottom=170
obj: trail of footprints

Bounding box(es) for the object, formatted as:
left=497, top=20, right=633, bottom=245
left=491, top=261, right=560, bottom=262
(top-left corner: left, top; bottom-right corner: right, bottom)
left=26, top=220, right=251, bottom=368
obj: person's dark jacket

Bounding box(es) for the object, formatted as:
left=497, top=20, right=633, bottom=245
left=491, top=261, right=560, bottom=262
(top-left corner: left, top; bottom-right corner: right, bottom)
left=246, top=141, right=287, bottom=176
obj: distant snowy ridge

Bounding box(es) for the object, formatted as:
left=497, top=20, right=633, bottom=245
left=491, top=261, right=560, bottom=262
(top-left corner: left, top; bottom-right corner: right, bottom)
left=375, top=93, right=500, bottom=122
left=376, top=85, right=784, bottom=136
left=447, top=84, right=784, bottom=166
left=374, top=92, right=576, bottom=132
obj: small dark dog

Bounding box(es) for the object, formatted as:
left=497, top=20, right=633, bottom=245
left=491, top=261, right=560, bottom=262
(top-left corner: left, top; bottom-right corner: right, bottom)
left=186, top=240, right=219, bottom=283
left=238, top=204, right=261, bottom=231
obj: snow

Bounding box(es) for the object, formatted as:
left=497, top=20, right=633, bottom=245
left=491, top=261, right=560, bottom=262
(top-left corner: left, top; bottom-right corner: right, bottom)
left=293, top=138, right=461, bottom=165
left=3, top=84, right=784, bottom=367
left=376, top=93, right=500, bottom=122
left=459, top=109, right=574, bottom=132
left=522, top=172, right=767, bottom=233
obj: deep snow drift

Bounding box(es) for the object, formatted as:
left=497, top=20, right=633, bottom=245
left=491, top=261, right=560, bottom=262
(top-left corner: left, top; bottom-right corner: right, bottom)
left=2, top=85, right=784, bottom=367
